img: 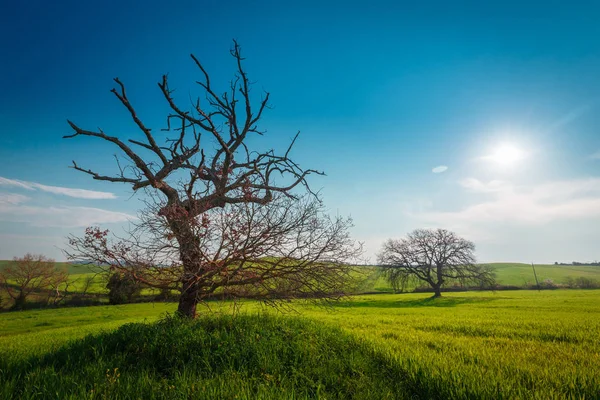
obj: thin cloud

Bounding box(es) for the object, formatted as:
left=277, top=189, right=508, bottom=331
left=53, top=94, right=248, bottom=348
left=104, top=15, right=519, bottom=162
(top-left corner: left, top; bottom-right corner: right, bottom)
left=0, top=176, right=116, bottom=199
left=416, top=177, right=600, bottom=227
left=590, top=150, right=600, bottom=160
left=0, top=193, right=30, bottom=205
left=459, top=178, right=508, bottom=193
left=0, top=202, right=135, bottom=228
left=432, top=165, right=448, bottom=173
left=0, top=177, right=34, bottom=191
left=547, top=104, right=592, bottom=133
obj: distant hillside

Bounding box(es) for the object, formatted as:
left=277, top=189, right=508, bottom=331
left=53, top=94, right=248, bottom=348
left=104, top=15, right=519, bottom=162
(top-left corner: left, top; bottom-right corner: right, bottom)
left=0, top=260, right=95, bottom=275
left=364, top=262, right=600, bottom=293
left=488, top=263, right=600, bottom=286
left=2, top=260, right=599, bottom=290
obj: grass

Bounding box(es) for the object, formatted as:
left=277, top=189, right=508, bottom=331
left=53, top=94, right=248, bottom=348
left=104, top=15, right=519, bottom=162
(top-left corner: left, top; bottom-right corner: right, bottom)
left=0, top=260, right=95, bottom=275
left=1, top=313, right=412, bottom=399
left=1, top=290, right=599, bottom=399
left=487, top=262, right=600, bottom=286
left=3, top=261, right=599, bottom=300
left=364, top=262, right=600, bottom=292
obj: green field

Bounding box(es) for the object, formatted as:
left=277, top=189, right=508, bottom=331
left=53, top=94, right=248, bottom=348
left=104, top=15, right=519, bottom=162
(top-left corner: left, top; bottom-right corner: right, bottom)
left=3, top=261, right=599, bottom=298
left=487, top=263, right=600, bottom=286
left=367, top=263, right=600, bottom=292
left=1, top=290, right=599, bottom=399
left=0, top=260, right=95, bottom=275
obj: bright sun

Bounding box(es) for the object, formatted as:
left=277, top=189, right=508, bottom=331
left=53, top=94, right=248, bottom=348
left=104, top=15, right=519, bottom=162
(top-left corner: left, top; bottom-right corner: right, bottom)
left=488, top=143, right=526, bottom=166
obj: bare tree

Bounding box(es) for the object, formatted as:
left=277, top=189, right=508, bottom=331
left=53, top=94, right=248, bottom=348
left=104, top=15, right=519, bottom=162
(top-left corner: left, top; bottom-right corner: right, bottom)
left=47, top=278, right=72, bottom=306
left=0, top=254, right=69, bottom=309
left=67, top=195, right=362, bottom=315
left=377, top=229, right=495, bottom=297
left=64, top=41, right=361, bottom=318
left=78, top=275, right=97, bottom=296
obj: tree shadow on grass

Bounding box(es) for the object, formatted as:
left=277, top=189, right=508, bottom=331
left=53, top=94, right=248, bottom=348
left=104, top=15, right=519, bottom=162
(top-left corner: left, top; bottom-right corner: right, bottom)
left=338, top=296, right=498, bottom=309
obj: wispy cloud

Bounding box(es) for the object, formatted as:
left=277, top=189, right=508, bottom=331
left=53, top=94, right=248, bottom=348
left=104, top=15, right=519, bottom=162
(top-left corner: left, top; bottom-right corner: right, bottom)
left=0, top=177, right=33, bottom=191
left=459, top=178, right=508, bottom=193
left=432, top=165, right=448, bottom=173
left=415, top=178, right=600, bottom=231
left=590, top=150, right=600, bottom=160
left=547, top=103, right=592, bottom=133
left=0, top=193, right=30, bottom=205
left=0, top=201, right=135, bottom=227
left=0, top=176, right=116, bottom=199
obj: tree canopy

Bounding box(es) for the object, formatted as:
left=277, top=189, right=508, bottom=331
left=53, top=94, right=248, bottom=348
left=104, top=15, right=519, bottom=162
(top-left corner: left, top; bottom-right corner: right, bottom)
left=64, top=41, right=361, bottom=317
left=378, top=229, right=495, bottom=297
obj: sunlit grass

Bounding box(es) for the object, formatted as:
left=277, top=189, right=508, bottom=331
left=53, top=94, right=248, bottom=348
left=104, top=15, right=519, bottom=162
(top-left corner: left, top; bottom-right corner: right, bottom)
left=1, top=290, right=599, bottom=398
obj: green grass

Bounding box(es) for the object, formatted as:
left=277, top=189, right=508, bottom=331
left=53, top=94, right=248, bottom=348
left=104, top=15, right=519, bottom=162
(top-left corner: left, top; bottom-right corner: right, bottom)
left=362, top=263, right=600, bottom=292
left=0, top=314, right=411, bottom=399
left=0, top=260, right=95, bottom=275
left=1, top=290, right=599, bottom=399
left=4, top=261, right=599, bottom=299
left=487, top=262, right=600, bottom=286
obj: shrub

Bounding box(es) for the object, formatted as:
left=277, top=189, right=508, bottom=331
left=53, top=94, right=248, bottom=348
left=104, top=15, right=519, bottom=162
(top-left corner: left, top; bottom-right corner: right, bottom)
left=106, top=272, right=141, bottom=304
left=574, top=277, right=600, bottom=289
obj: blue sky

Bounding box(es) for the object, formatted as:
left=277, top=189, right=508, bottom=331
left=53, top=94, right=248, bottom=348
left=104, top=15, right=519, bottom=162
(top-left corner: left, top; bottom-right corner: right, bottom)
left=1, top=0, right=599, bottom=263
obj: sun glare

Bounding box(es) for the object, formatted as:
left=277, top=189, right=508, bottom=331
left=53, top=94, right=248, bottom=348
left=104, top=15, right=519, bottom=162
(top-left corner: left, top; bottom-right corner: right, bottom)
left=487, top=143, right=526, bottom=166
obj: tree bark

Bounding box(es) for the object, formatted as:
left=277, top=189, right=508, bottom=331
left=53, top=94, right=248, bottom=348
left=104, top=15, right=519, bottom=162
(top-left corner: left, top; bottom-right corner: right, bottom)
left=432, top=285, right=442, bottom=298
left=177, top=278, right=199, bottom=318
left=169, top=212, right=203, bottom=319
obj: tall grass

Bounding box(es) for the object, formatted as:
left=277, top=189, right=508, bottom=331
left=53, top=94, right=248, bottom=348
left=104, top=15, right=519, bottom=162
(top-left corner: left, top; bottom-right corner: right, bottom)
left=0, top=291, right=599, bottom=399
left=0, top=314, right=410, bottom=399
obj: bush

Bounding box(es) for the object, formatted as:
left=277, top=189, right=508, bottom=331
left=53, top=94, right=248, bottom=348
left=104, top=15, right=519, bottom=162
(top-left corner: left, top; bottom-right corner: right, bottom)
left=106, top=272, right=141, bottom=304
left=153, top=288, right=175, bottom=302
left=540, top=279, right=558, bottom=289
left=574, top=277, right=600, bottom=289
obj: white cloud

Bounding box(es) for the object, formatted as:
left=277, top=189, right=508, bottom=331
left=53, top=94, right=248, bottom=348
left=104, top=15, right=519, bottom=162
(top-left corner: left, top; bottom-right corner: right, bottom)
left=416, top=177, right=600, bottom=228
left=0, top=176, right=116, bottom=199
left=459, top=178, right=508, bottom=193
left=0, top=201, right=135, bottom=228
left=432, top=165, right=448, bottom=173
left=0, top=193, right=30, bottom=205
left=0, top=177, right=34, bottom=191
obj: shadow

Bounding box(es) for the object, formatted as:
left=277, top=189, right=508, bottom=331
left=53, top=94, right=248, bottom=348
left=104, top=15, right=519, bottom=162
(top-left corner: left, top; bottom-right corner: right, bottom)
left=337, top=296, right=498, bottom=309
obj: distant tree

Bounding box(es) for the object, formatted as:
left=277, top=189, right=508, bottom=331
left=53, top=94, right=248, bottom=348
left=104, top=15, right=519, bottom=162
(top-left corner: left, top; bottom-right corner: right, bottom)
left=0, top=254, right=68, bottom=309
left=63, top=41, right=361, bottom=318
left=574, top=277, right=600, bottom=289
left=106, top=271, right=141, bottom=304
left=79, top=275, right=97, bottom=296
left=377, top=229, right=495, bottom=297
left=382, top=268, right=414, bottom=294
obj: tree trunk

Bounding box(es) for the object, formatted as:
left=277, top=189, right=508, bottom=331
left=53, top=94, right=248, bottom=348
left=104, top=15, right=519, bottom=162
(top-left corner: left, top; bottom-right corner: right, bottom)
left=168, top=210, right=203, bottom=319
left=432, top=285, right=442, bottom=298
left=177, top=278, right=199, bottom=318
left=14, top=292, right=27, bottom=310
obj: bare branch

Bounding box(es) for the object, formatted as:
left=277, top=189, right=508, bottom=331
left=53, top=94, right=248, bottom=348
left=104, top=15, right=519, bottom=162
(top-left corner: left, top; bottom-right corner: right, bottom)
left=64, top=41, right=344, bottom=318
left=377, top=229, right=496, bottom=297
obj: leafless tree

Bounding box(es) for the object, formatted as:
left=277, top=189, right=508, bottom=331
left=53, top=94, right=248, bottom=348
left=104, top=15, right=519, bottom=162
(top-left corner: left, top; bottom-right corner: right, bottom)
left=67, top=195, right=362, bottom=316
left=0, top=254, right=69, bottom=309
left=377, top=229, right=495, bottom=297
left=78, top=275, right=97, bottom=296
left=64, top=41, right=361, bottom=318
left=47, top=278, right=72, bottom=306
